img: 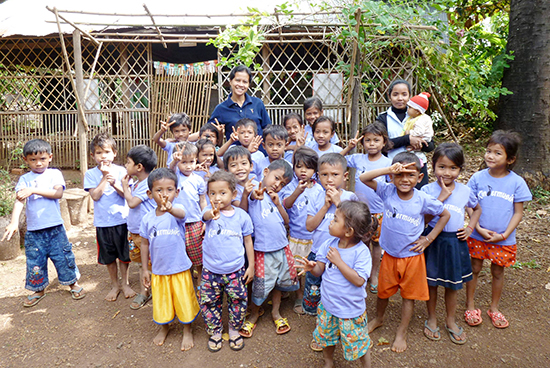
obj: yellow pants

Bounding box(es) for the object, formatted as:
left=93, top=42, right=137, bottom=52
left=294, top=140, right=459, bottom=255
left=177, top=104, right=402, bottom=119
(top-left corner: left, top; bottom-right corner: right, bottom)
left=151, top=270, right=200, bottom=324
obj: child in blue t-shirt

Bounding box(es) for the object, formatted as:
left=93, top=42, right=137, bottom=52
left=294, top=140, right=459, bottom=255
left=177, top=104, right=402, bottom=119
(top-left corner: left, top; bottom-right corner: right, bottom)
left=84, top=133, right=133, bottom=302
left=340, top=122, right=393, bottom=294
left=282, top=112, right=308, bottom=162
left=171, top=142, right=207, bottom=286
left=223, top=146, right=257, bottom=211
left=251, top=125, right=291, bottom=180
left=140, top=168, right=200, bottom=350
left=297, top=200, right=374, bottom=367
left=306, top=116, right=343, bottom=157
left=194, top=138, right=220, bottom=183
left=359, top=152, right=450, bottom=353
left=217, top=118, right=265, bottom=165
left=239, top=159, right=297, bottom=338
left=121, top=145, right=157, bottom=310
left=3, top=139, right=84, bottom=307
left=465, top=131, right=532, bottom=329
left=200, top=170, right=255, bottom=352
left=303, top=97, right=339, bottom=146
left=152, top=112, right=191, bottom=167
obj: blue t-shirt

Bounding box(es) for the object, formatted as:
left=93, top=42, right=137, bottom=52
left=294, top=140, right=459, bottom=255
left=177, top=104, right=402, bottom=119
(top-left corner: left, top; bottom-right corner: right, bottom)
left=248, top=193, right=288, bottom=252
left=174, top=171, right=206, bottom=223
left=194, top=166, right=220, bottom=183
left=139, top=204, right=191, bottom=275
left=163, top=141, right=176, bottom=166
left=209, top=93, right=272, bottom=142
left=251, top=155, right=292, bottom=181
left=280, top=177, right=324, bottom=240
left=235, top=179, right=259, bottom=204
left=306, top=189, right=358, bottom=254
left=376, top=181, right=444, bottom=258
left=304, top=125, right=339, bottom=145
left=127, top=179, right=156, bottom=234
left=15, top=168, right=65, bottom=231
left=317, top=237, right=371, bottom=318
left=84, top=165, right=128, bottom=227
left=467, top=169, right=532, bottom=245
left=346, top=154, right=392, bottom=214
left=306, top=141, right=343, bottom=157
left=421, top=181, right=478, bottom=232
left=202, top=207, right=254, bottom=274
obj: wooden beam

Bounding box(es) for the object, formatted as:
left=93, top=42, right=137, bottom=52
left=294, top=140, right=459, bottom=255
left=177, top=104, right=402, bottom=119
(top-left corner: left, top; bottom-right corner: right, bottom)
left=143, top=4, right=167, bottom=48
left=71, top=29, right=89, bottom=178
left=46, top=6, right=100, bottom=46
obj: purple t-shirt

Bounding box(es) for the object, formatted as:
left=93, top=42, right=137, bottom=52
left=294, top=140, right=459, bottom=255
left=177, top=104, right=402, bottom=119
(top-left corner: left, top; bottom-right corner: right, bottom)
left=317, top=237, right=371, bottom=318
left=235, top=179, right=259, bottom=204
left=84, top=165, right=128, bottom=227
left=15, top=169, right=65, bottom=231
left=280, top=177, right=324, bottom=240
left=306, top=141, right=343, bottom=157
left=346, top=154, right=392, bottom=214
left=163, top=141, right=176, bottom=166
left=202, top=206, right=254, bottom=274
left=307, top=189, right=358, bottom=254
left=174, top=171, right=206, bottom=223
left=422, top=181, right=478, bottom=232
left=248, top=192, right=288, bottom=252
left=139, top=204, right=191, bottom=275
left=127, top=179, right=156, bottom=234
left=467, top=169, right=532, bottom=245
left=376, top=181, right=444, bottom=258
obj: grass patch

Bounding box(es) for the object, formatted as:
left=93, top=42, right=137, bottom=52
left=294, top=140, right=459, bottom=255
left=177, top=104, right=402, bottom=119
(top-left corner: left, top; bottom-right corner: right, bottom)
left=0, top=169, right=15, bottom=217
left=511, top=260, right=541, bottom=270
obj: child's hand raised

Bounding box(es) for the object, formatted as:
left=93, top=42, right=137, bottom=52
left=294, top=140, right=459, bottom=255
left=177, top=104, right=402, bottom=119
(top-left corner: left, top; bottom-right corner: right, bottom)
left=296, top=131, right=308, bottom=148
left=347, top=131, right=364, bottom=150
left=267, top=190, right=280, bottom=206
left=326, top=186, right=341, bottom=206
left=243, top=176, right=256, bottom=195
left=160, top=118, right=175, bottom=133
left=230, top=126, right=239, bottom=142
left=209, top=201, right=221, bottom=220
left=252, top=182, right=266, bottom=200
left=388, top=161, right=417, bottom=175
left=172, top=144, right=183, bottom=163
left=295, top=255, right=316, bottom=276
left=438, top=178, right=453, bottom=202
left=213, top=118, right=225, bottom=137
left=99, top=161, right=111, bottom=176
left=248, top=136, right=263, bottom=153
left=158, top=195, right=171, bottom=212
left=297, top=179, right=309, bottom=193
left=121, top=174, right=131, bottom=188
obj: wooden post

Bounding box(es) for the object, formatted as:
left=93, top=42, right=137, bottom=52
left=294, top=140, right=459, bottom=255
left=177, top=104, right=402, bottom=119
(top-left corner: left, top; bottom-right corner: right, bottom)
left=261, top=44, right=271, bottom=105
left=73, top=29, right=89, bottom=177
left=347, top=8, right=362, bottom=191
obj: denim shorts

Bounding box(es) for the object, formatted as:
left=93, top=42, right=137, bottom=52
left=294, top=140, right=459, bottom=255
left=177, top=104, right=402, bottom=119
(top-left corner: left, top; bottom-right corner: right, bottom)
left=25, top=224, right=80, bottom=292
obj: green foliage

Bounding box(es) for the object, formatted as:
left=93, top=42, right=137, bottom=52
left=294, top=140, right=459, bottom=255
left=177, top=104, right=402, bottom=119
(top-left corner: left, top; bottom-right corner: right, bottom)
left=531, top=186, right=550, bottom=205
left=511, top=260, right=541, bottom=270
left=0, top=169, right=15, bottom=217
left=6, top=141, right=25, bottom=172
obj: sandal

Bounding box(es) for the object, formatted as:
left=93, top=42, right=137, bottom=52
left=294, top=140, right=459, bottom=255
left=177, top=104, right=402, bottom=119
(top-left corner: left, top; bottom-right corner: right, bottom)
left=445, top=325, right=467, bottom=345
left=70, top=287, right=86, bottom=300
left=274, top=317, right=291, bottom=335
left=130, top=293, right=151, bottom=310
left=369, top=284, right=378, bottom=294
left=464, top=308, right=483, bottom=326
left=23, top=293, right=46, bottom=308
left=310, top=339, right=323, bottom=352
left=423, top=320, right=441, bottom=341
left=229, top=335, right=245, bottom=351
left=239, top=321, right=257, bottom=338
left=207, top=336, right=223, bottom=352
left=293, top=299, right=305, bottom=315
left=486, top=310, right=509, bottom=329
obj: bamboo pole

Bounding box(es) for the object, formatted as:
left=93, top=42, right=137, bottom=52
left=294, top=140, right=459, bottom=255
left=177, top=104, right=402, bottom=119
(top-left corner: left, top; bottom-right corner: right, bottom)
left=72, top=29, right=89, bottom=177
left=83, top=42, right=103, bottom=101
left=46, top=6, right=100, bottom=46
left=347, top=9, right=362, bottom=192
left=143, top=4, right=168, bottom=48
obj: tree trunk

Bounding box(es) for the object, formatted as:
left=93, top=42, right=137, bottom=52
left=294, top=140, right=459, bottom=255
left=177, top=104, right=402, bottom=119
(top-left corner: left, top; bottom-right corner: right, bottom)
left=496, top=0, right=550, bottom=188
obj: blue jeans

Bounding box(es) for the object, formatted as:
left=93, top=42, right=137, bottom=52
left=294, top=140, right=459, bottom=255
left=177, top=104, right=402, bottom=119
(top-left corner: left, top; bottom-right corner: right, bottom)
left=25, top=225, right=80, bottom=292
left=302, top=251, right=321, bottom=315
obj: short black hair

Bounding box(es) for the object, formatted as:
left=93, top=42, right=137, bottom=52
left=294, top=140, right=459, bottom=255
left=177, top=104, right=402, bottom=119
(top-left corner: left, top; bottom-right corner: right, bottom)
left=196, top=138, right=218, bottom=168
left=229, top=65, right=252, bottom=82
left=293, top=146, right=318, bottom=171
left=223, top=146, right=252, bottom=170
left=303, top=96, right=323, bottom=112
left=361, top=122, right=393, bottom=152
left=387, top=79, right=411, bottom=100
left=235, top=118, right=258, bottom=134
left=90, top=132, right=117, bottom=153
left=208, top=170, right=237, bottom=192
left=168, top=112, right=192, bottom=131
left=432, top=143, right=465, bottom=171
left=199, top=123, right=222, bottom=146
left=174, top=142, right=198, bottom=158
left=127, top=145, right=157, bottom=173
left=318, top=153, right=347, bottom=172
left=283, top=112, right=304, bottom=127
left=487, top=130, right=522, bottom=169
left=266, top=159, right=293, bottom=181
left=312, top=116, right=336, bottom=133
left=262, top=124, right=289, bottom=141
left=147, top=167, right=178, bottom=190
left=392, top=151, right=422, bottom=171
left=23, top=139, right=52, bottom=156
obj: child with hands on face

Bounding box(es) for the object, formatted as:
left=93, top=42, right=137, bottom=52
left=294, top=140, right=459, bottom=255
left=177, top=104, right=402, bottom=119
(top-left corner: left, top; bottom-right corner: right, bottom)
left=297, top=200, right=375, bottom=368
left=251, top=124, right=291, bottom=180
left=194, top=138, right=220, bottom=183
left=282, top=112, right=308, bottom=162
left=200, top=171, right=255, bottom=352
left=217, top=118, right=264, bottom=163
left=152, top=112, right=192, bottom=167
left=359, top=152, right=450, bottom=353
left=223, top=146, right=258, bottom=211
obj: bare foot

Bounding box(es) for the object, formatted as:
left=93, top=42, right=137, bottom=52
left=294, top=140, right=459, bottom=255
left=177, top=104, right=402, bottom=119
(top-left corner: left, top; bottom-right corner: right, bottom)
left=122, top=284, right=136, bottom=299
left=105, top=287, right=120, bottom=302
left=391, top=334, right=407, bottom=353
left=154, top=325, right=170, bottom=346
left=368, top=317, right=383, bottom=333
left=181, top=325, right=194, bottom=351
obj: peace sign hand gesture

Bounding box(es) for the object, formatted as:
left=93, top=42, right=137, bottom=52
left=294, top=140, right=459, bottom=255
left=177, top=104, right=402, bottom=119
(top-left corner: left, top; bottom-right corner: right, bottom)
left=243, top=176, right=256, bottom=195
left=210, top=201, right=221, bottom=220
left=347, top=131, right=364, bottom=149
left=296, top=131, right=308, bottom=148
left=213, top=118, right=225, bottom=137
left=159, top=195, right=172, bottom=212
left=160, top=118, right=175, bottom=133
left=252, top=182, right=266, bottom=200
left=230, top=126, right=239, bottom=143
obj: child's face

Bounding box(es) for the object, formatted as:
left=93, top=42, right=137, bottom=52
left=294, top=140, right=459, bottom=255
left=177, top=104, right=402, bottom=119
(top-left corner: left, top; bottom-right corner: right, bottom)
left=171, top=125, right=190, bottom=142
left=434, top=155, right=460, bottom=187
left=237, top=125, right=256, bottom=147
left=305, top=106, right=322, bottom=126
left=407, top=106, right=421, bottom=118
left=148, top=178, right=179, bottom=206
left=389, top=83, right=410, bottom=109
left=208, top=181, right=237, bottom=211
left=313, top=121, right=334, bottom=148
left=198, top=146, right=215, bottom=166
left=294, top=161, right=315, bottom=182
left=284, top=118, right=303, bottom=142
left=23, top=151, right=52, bottom=174
left=329, top=209, right=349, bottom=238
left=177, top=154, right=197, bottom=176
left=318, top=163, right=347, bottom=190
left=363, top=133, right=385, bottom=156
left=485, top=143, right=514, bottom=170
left=391, top=166, right=422, bottom=194
left=226, top=155, right=253, bottom=184
left=200, top=130, right=218, bottom=146
left=262, top=168, right=290, bottom=193
left=263, top=134, right=286, bottom=161
left=125, top=157, right=140, bottom=176
left=92, top=145, right=116, bottom=166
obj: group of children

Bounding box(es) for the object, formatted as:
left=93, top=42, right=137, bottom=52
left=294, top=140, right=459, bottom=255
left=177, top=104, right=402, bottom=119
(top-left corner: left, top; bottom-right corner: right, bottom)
left=2, top=92, right=532, bottom=368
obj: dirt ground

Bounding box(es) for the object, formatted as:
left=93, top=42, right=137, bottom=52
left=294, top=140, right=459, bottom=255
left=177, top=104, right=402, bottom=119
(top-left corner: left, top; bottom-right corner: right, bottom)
left=1, top=161, right=550, bottom=367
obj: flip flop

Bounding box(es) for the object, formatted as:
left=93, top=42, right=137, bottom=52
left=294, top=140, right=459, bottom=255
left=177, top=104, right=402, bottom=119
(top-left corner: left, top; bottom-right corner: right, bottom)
left=239, top=321, right=257, bottom=338
left=293, top=299, right=305, bottom=315
left=274, top=317, right=291, bottom=335
left=486, top=310, right=509, bottom=329
left=229, top=335, right=245, bottom=351
left=207, top=336, right=223, bottom=352
left=369, top=284, right=378, bottom=294
left=310, top=339, right=323, bottom=352
left=70, top=287, right=86, bottom=300
left=423, top=320, right=441, bottom=341
left=464, top=308, right=483, bottom=326
left=23, top=293, right=46, bottom=308
left=130, top=293, right=151, bottom=310
left=445, top=325, right=467, bottom=345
